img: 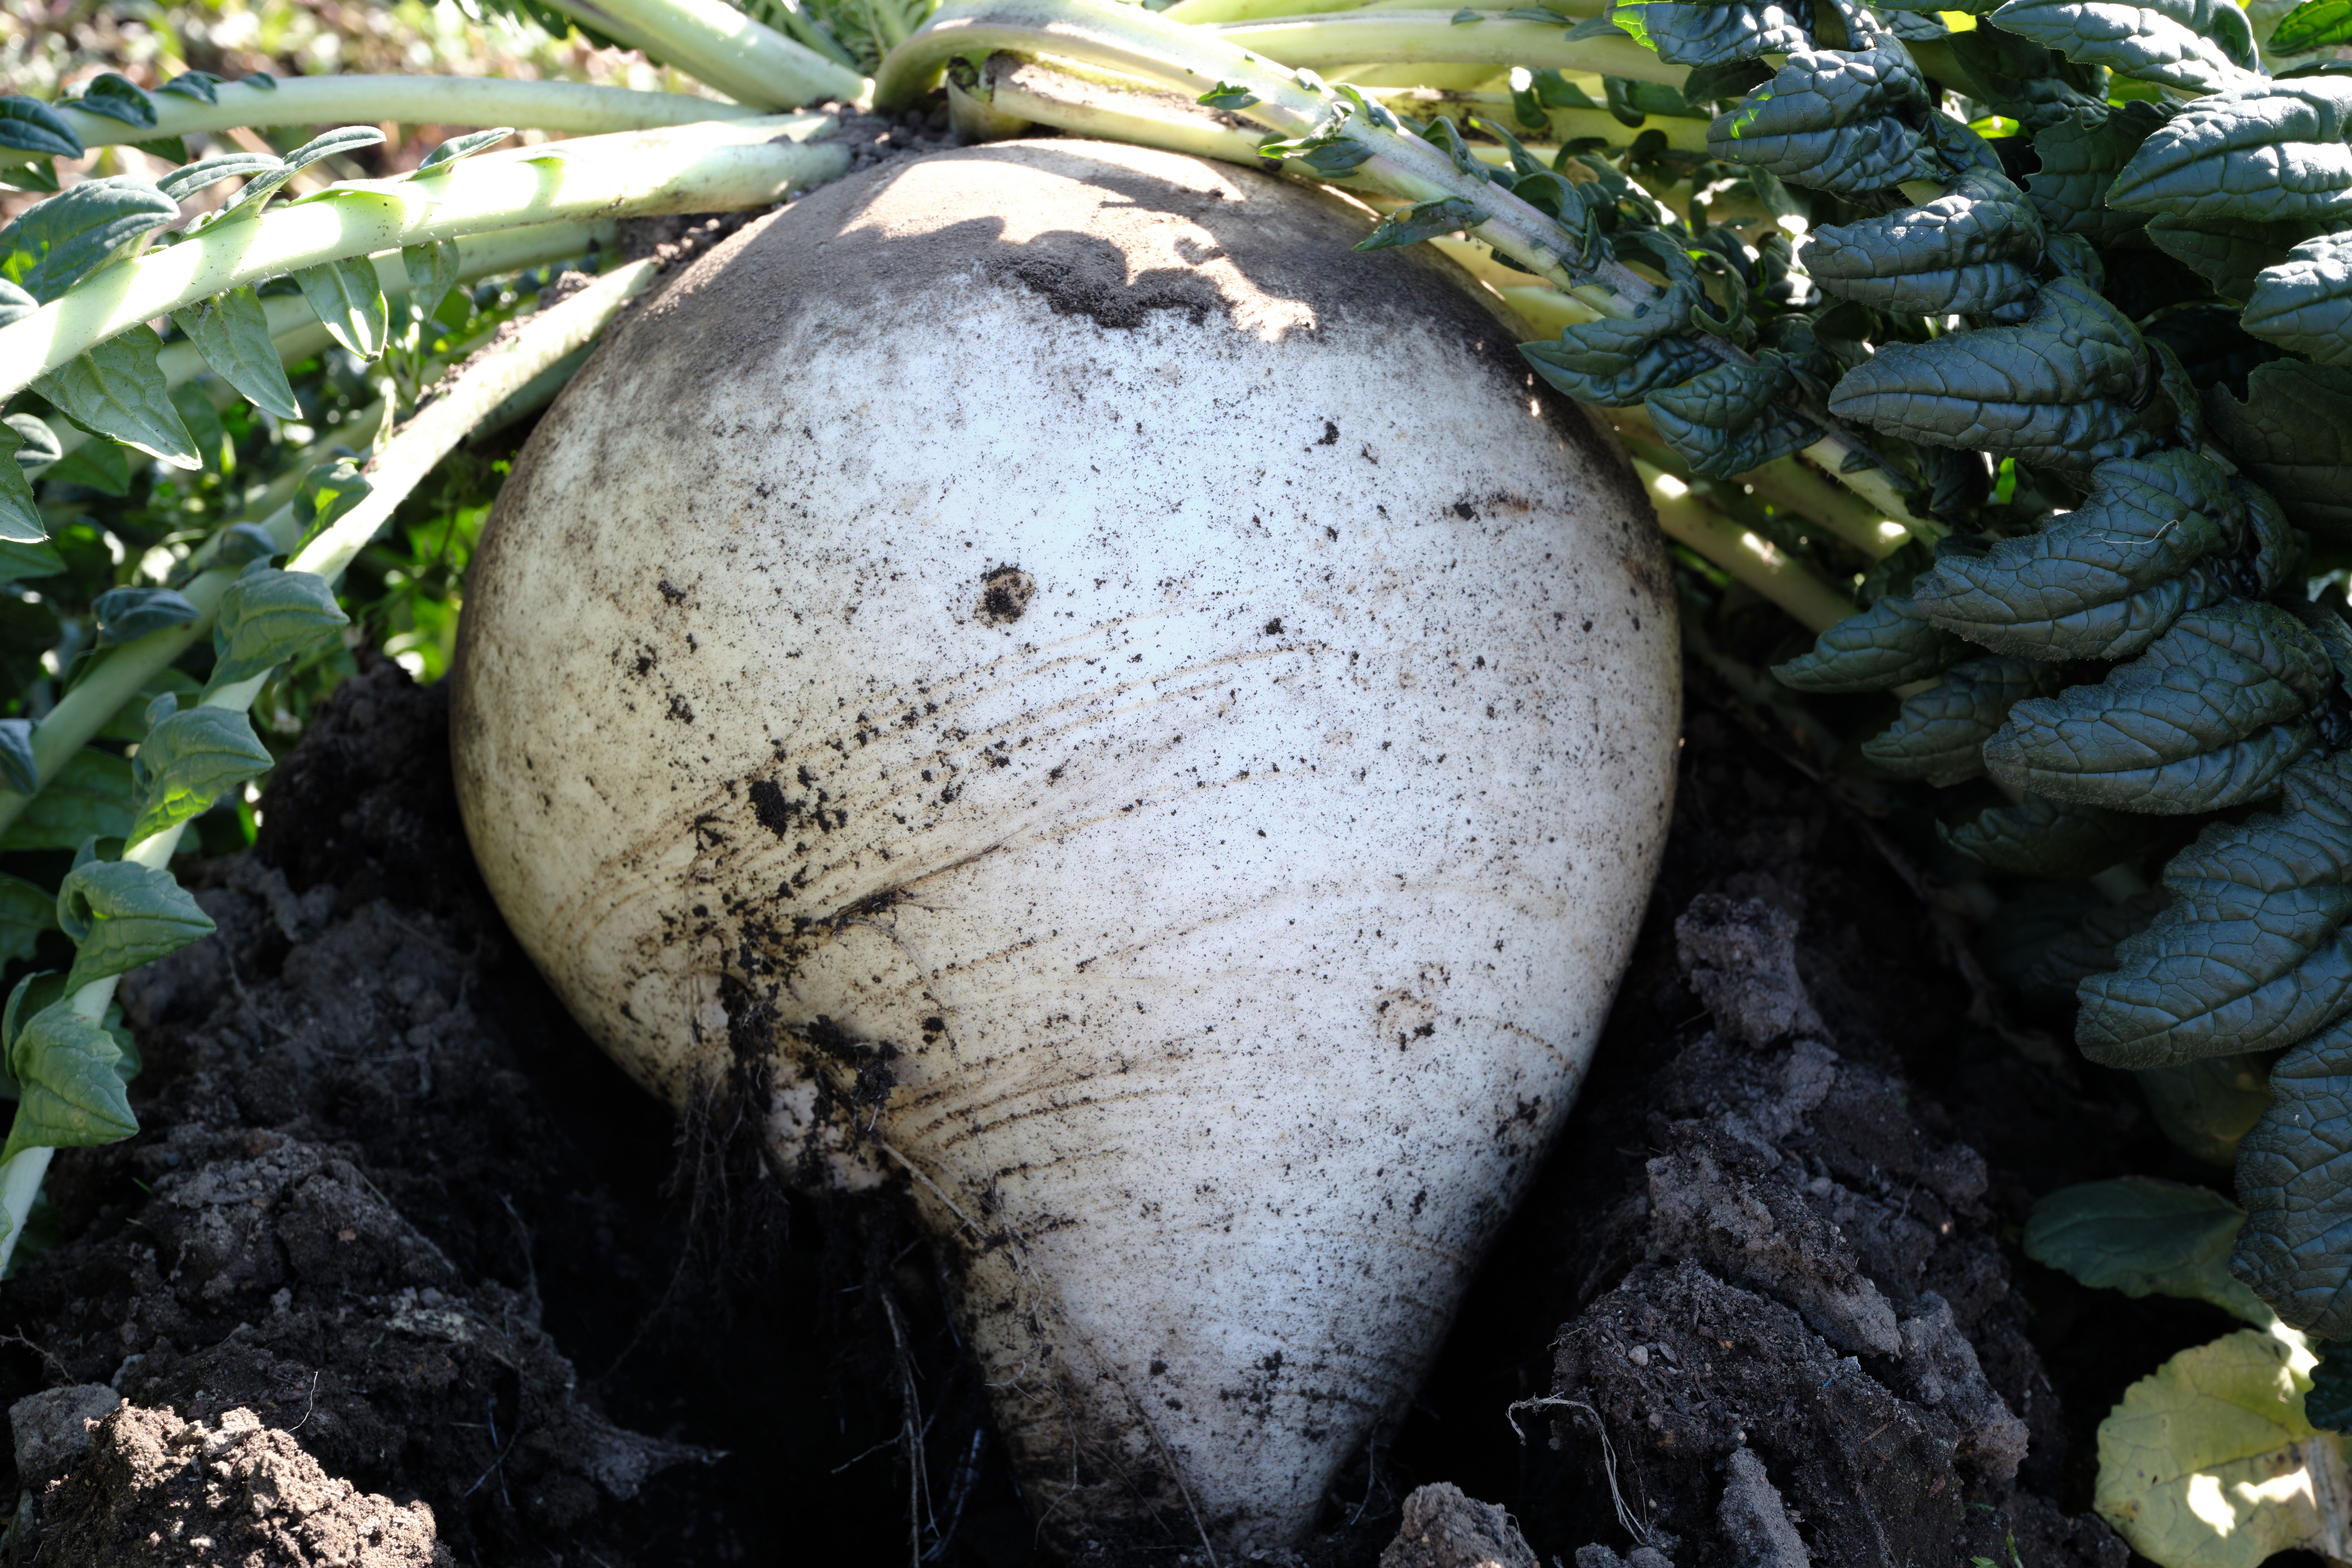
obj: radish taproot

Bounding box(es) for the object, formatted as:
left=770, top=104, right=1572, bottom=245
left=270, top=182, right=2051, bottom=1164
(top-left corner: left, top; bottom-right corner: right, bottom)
left=450, top=139, right=1679, bottom=1554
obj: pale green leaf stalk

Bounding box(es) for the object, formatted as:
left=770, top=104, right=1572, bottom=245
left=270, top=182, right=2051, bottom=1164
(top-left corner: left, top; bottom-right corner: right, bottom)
left=1206, top=12, right=1685, bottom=89
left=13, top=79, right=766, bottom=167
left=543, top=0, right=871, bottom=106
left=0, top=259, right=662, bottom=1272
left=0, top=116, right=844, bottom=406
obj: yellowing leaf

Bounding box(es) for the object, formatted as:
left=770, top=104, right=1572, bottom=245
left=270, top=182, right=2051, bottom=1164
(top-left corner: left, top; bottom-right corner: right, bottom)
left=2096, top=1328, right=2352, bottom=1568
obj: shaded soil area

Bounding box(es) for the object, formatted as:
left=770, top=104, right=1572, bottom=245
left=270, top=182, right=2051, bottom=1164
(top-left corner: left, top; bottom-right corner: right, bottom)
left=0, top=654, right=2240, bottom=1565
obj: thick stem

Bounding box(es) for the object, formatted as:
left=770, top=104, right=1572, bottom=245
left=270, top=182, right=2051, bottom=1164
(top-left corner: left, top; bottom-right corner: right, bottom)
left=0, top=1148, right=51, bottom=1277
left=27, top=77, right=759, bottom=163
left=41, top=220, right=616, bottom=467
left=1638, top=460, right=1855, bottom=633
left=1205, top=12, right=1683, bottom=88
left=0, top=117, right=841, bottom=405
left=543, top=0, right=870, bottom=106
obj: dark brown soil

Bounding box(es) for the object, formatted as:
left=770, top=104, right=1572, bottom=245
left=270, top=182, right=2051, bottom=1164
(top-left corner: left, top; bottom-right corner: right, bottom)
left=0, top=650, right=2241, bottom=1566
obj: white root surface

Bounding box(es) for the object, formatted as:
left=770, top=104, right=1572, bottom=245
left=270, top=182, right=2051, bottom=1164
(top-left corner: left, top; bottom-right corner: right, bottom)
left=453, top=140, right=1679, bottom=1556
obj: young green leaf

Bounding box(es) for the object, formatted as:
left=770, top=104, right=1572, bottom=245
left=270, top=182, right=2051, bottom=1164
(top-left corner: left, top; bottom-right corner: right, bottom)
left=1860, top=655, right=2057, bottom=786
left=5, top=413, right=56, bottom=467
left=2078, top=752, right=2352, bottom=1066
left=2, top=1003, right=135, bottom=1161
left=0, top=872, right=56, bottom=970
left=292, top=460, right=372, bottom=551
left=1773, top=595, right=1971, bottom=691
left=293, top=256, right=391, bottom=361
left=91, top=586, right=200, bottom=646
left=1940, top=793, right=2154, bottom=879
left=2111, top=77, right=2352, bottom=224
left=2138, top=1052, right=2274, bottom=1167
left=208, top=567, right=350, bottom=692
left=125, top=705, right=274, bottom=847
left=0, top=421, right=42, bottom=547
left=1827, top=278, right=2163, bottom=467
left=0, top=751, right=132, bottom=853
left=32, top=325, right=200, bottom=469
left=2271, top=0, right=2352, bottom=52
left=156, top=71, right=223, bottom=104
left=210, top=124, right=386, bottom=223
left=1705, top=46, right=1940, bottom=195
left=0, top=97, right=83, bottom=161
left=1985, top=600, right=2332, bottom=814
left=171, top=286, right=303, bottom=423
left=1911, top=450, right=2243, bottom=661
left=1644, top=358, right=1822, bottom=479
left=0, top=718, right=34, bottom=797
left=56, top=859, right=216, bottom=992
left=1807, top=167, right=2043, bottom=316
left=0, top=175, right=179, bottom=302
left=1198, top=82, right=1260, bottom=109
left=1520, top=264, right=1714, bottom=405
left=415, top=127, right=514, bottom=170
left=2024, top=1177, right=2272, bottom=1324
left=2241, top=233, right=2352, bottom=364
left=2205, top=360, right=2352, bottom=543
left=1989, top=0, right=2257, bottom=92
left=62, top=73, right=157, bottom=130
left=398, top=239, right=462, bottom=334
left=1356, top=197, right=1490, bottom=252
left=154, top=152, right=282, bottom=204
left=2094, top=1331, right=2344, bottom=1567
left=2022, top=103, right=2168, bottom=247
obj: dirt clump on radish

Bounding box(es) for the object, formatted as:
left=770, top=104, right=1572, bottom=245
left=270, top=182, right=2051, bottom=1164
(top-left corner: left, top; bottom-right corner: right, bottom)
left=454, top=137, right=1681, bottom=1554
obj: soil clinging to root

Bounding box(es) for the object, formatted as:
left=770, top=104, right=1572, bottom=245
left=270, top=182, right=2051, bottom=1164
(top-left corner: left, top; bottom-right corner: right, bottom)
left=0, top=655, right=2223, bottom=1564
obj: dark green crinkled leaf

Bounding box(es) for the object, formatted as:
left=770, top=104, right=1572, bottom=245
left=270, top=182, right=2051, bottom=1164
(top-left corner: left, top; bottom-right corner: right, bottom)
left=0, top=872, right=55, bottom=970
left=2234, top=1010, right=2352, bottom=1334
left=1989, top=0, right=2256, bottom=92
left=292, top=256, right=389, bottom=361
left=154, top=152, right=280, bottom=204
left=2024, top=103, right=2168, bottom=247
left=1860, top=655, right=2056, bottom=786
left=0, top=422, right=41, bottom=546
left=208, top=567, right=349, bottom=692
left=1986, top=600, right=2331, bottom=815
left=32, top=325, right=199, bottom=469
left=63, top=74, right=156, bottom=129
left=0, top=750, right=131, bottom=852
left=0, top=176, right=177, bottom=302
left=2020, top=888, right=2169, bottom=1005
left=1520, top=275, right=1715, bottom=405
left=1911, top=449, right=2242, bottom=661
left=2148, top=214, right=2327, bottom=302
left=56, top=858, right=214, bottom=992
left=126, top=705, right=273, bottom=847
left=171, top=287, right=302, bottom=422
left=2310, top=1346, right=2352, bottom=1430
left=91, top=586, right=198, bottom=646
left=2, top=1002, right=135, bottom=1162
left=1807, top=166, right=2043, bottom=315
left=1707, top=46, right=1940, bottom=194
left=1826, top=278, right=2161, bottom=467
left=1773, top=594, right=1970, bottom=691
left=1941, top=792, right=2154, bottom=878
left=2111, top=77, right=2352, bottom=225
left=2205, top=360, right=2352, bottom=545
left=1357, top=197, right=1490, bottom=251
left=1944, top=21, right=2111, bottom=132
left=2077, top=750, right=2352, bottom=1067
left=1644, top=356, right=1822, bottom=478
left=1618, top=0, right=1811, bottom=66
left=2026, top=1178, right=2271, bottom=1323
left=2139, top=1051, right=2274, bottom=1167
left=0, top=97, right=82, bottom=161
left=2241, top=233, right=2352, bottom=365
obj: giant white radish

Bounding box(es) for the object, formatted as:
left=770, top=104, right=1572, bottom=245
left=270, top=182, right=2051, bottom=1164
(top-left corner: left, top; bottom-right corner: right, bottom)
left=451, top=139, right=1678, bottom=1555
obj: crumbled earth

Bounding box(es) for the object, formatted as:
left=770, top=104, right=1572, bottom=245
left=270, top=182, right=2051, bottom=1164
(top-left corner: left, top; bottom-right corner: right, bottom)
left=0, top=651, right=2238, bottom=1565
